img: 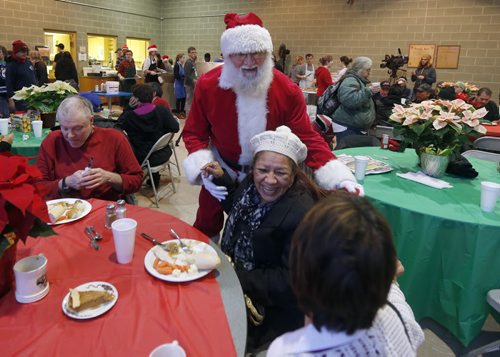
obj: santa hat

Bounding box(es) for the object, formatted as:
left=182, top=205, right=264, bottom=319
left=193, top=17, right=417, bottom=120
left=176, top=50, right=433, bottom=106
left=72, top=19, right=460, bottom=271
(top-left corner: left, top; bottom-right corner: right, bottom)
left=121, top=44, right=128, bottom=50
left=162, top=55, right=169, bottom=60
left=220, top=12, right=273, bottom=58
left=12, top=40, right=28, bottom=53
left=148, top=44, right=158, bottom=52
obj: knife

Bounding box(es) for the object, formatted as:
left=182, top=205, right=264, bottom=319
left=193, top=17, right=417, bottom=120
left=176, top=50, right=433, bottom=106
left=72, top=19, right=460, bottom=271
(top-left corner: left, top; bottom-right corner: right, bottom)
left=140, top=233, right=171, bottom=251
left=85, top=226, right=99, bottom=250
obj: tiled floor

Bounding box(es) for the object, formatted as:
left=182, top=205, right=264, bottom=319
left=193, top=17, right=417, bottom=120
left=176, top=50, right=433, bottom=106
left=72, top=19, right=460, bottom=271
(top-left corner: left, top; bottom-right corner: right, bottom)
left=134, top=119, right=499, bottom=357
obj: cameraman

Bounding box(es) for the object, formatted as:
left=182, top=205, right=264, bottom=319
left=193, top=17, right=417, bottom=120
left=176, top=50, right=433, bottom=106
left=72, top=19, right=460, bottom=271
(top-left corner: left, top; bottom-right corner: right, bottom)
left=411, top=55, right=436, bottom=96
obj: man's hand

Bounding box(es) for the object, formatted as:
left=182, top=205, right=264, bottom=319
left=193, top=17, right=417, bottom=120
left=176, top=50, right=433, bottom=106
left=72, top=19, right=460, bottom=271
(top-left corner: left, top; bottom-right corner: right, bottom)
left=338, top=180, right=365, bottom=196
left=201, top=161, right=224, bottom=178
left=201, top=175, right=228, bottom=202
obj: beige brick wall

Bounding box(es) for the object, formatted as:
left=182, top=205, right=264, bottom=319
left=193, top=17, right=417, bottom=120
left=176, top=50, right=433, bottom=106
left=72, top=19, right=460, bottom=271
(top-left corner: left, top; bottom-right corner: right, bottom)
left=0, top=0, right=163, bottom=72
left=161, top=0, right=500, bottom=101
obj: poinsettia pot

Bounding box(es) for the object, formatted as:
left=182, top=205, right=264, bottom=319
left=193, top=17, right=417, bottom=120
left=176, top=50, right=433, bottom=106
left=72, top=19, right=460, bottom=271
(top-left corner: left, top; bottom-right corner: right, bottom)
left=420, top=152, right=450, bottom=178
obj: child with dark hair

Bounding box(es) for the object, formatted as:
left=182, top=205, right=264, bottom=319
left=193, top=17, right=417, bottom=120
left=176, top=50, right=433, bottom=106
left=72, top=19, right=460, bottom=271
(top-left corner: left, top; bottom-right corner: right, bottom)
left=268, top=193, right=424, bottom=356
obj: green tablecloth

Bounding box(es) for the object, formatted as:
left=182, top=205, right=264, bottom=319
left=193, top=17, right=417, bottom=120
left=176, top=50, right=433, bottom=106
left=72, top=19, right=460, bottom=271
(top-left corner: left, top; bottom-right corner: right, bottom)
left=336, top=147, right=500, bottom=346
left=11, top=128, right=51, bottom=158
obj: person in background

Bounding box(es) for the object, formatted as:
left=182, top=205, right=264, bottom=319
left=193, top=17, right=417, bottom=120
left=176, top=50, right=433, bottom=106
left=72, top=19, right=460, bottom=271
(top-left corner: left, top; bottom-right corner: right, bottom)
left=29, top=50, right=49, bottom=85
left=204, top=52, right=211, bottom=62
left=372, top=80, right=390, bottom=101
left=411, top=54, right=436, bottom=97
left=469, top=87, right=500, bottom=122
left=53, top=43, right=64, bottom=70
left=0, top=133, right=13, bottom=153
left=143, top=44, right=161, bottom=84
left=6, top=40, right=37, bottom=112
left=54, top=51, right=79, bottom=88
left=374, top=85, right=405, bottom=127
left=117, top=84, right=179, bottom=188
left=201, top=126, right=325, bottom=353
left=272, top=52, right=284, bottom=73
left=37, top=95, right=143, bottom=200
left=454, top=81, right=469, bottom=102
left=0, top=45, right=9, bottom=117
left=297, top=53, right=315, bottom=89
left=117, top=49, right=136, bottom=107
left=289, top=55, right=304, bottom=85
left=174, top=53, right=187, bottom=119
left=333, top=55, right=352, bottom=83
left=267, top=193, right=425, bottom=356
left=413, top=83, right=433, bottom=103
left=396, top=77, right=412, bottom=102
left=148, top=82, right=171, bottom=110
left=436, top=86, right=455, bottom=101
left=155, top=53, right=167, bottom=72
left=315, top=55, right=334, bottom=97
left=333, top=56, right=377, bottom=143
left=162, top=55, right=173, bottom=72
left=114, top=48, right=123, bottom=70
left=184, top=46, right=198, bottom=114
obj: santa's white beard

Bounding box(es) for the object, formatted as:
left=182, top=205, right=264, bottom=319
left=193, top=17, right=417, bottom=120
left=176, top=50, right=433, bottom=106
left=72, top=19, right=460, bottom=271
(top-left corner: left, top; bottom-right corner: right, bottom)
left=219, top=55, right=274, bottom=96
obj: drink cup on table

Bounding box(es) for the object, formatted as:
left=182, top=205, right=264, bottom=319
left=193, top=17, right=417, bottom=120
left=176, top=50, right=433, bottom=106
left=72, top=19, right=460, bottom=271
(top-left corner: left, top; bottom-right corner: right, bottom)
left=111, top=218, right=137, bottom=264
left=149, top=341, right=186, bottom=357
left=354, top=155, right=370, bottom=181
left=32, top=120, right=43, bottom=138
left=13, top=254, right=49, bottom=303
left=480, top=181, right=500, bottom=212
left=0, top=118, right=9, bottom=135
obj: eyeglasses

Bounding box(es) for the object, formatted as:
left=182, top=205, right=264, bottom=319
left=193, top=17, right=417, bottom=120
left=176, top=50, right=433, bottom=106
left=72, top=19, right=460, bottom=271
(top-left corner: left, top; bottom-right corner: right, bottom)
left=230, top=52, right=267, bottom=62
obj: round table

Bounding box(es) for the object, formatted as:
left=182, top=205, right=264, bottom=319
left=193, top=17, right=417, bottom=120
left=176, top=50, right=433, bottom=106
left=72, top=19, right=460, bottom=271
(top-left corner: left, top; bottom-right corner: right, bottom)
left=11, top=128, right=51, bottom=157
left=336, top=147, right=500, bottom=346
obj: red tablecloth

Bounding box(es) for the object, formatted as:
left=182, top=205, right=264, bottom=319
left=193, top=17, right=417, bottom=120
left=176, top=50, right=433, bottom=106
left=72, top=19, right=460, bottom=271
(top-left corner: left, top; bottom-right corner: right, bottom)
left=485, top=124, right=500, bottom=137
left=0, top=199, right=236, bottom=357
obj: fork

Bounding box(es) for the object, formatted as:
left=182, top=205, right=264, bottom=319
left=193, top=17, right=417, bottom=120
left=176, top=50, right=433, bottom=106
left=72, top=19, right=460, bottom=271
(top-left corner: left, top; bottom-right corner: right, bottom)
left=85, top=226, right=99, bottom=250
left=170, top=229, right=192, bottom=254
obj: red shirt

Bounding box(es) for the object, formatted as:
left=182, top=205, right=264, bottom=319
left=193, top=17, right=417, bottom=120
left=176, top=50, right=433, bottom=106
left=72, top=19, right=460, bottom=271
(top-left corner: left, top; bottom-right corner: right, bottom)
left=152, top=96, right=171, bottom=110
left=315, top=66, right=333, bottom=97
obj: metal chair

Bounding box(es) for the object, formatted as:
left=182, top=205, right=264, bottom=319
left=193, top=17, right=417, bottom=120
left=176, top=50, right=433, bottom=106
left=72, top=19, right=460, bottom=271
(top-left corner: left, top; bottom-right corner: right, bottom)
left=473, top=136, right=500, bottom=154
left=169, top=136, right=181, bottom=176
left=462, top=150, right=500, bottom=162
left=141, top=133, right=176, bottom=208
left=465, top=290, right=500, bottom=357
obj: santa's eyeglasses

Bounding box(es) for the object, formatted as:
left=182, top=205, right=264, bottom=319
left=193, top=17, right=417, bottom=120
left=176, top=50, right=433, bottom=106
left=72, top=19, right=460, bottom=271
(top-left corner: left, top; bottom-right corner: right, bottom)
left=230, top=52, right=267, bottom=61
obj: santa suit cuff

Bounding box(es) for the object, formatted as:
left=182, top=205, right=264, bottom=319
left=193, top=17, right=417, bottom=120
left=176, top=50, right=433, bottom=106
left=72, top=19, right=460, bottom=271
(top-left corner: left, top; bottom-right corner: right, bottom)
left=314, top=159, right=356, bottom=190
left=183, top=149, right=215, bottom=184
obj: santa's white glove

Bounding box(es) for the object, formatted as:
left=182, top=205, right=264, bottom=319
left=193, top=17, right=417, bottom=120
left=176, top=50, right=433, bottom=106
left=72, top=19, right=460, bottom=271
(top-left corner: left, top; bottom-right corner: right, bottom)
left=201, top=175, right=228, bottom=202
left=338, top=180, right=365, bottom=197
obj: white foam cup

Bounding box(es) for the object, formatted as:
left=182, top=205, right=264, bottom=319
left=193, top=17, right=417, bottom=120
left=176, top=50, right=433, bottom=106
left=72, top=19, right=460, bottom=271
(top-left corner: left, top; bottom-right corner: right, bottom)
left=354, top=155, right=370, bottom=181
left=111, top=218, right=137, bottom=264
left=0, top=118, right=9, bottom=135
left=480, top=181, right=500, bottom=212
left=149, top=341, right=186, bottom=357
left=13, top=254, right=49, bottom=303
left=102, top=108, right=110, bottom=118
left=32, top=120, right=43, bottom=138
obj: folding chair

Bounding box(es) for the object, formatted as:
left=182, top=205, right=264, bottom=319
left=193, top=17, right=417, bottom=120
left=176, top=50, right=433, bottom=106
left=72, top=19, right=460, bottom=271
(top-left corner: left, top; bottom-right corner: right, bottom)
left=169, top=136, right=181, bottom=176
left=141, top=133, right=176, bottom=208
left=473, top=136, right=500, bottom=154
left=462, top=150, right=500, bottom=163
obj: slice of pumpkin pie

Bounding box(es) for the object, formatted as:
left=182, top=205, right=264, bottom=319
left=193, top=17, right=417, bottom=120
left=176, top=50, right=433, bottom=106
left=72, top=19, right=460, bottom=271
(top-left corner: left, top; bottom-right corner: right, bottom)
left=68, top=288, right=114, bottom=312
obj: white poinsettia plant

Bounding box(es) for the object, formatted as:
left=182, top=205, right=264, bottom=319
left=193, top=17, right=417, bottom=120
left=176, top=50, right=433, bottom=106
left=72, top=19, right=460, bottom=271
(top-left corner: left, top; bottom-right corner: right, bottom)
left=389, top=99, right=487, bottom=156
left=13, top=81, right=78, bottom=113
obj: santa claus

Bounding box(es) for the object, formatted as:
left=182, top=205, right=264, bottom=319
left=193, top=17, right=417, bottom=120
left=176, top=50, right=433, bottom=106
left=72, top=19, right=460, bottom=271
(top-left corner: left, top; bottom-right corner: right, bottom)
left=183, top=12, right=362, bottom=237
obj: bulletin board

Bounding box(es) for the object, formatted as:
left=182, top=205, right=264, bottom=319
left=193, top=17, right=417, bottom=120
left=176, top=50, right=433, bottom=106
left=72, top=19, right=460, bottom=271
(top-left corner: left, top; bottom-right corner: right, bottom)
left=408, top=44, right=436, bottom=68
left=435, top=45, right=460, bottom=69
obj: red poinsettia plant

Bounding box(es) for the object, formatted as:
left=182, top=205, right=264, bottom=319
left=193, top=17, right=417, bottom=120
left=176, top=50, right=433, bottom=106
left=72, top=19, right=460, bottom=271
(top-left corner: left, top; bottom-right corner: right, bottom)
left=0, top=154, right=55, bottom=258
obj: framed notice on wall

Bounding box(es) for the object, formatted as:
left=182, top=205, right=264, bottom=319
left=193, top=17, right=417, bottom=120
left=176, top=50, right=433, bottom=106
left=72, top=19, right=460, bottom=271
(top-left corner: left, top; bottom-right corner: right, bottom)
left=435, top=45, right=460, bottom=69
left=408, top=44, right=436, bottom=68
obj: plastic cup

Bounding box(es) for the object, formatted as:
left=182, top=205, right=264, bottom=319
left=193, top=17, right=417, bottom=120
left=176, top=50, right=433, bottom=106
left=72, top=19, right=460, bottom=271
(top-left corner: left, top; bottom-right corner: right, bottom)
left=111, top=218, right=137, bottom=264
left=13, top=254, right=49, bottom=303
left=0, top=118, right=9, bottom=135
left=480, top=181, right=500, bottom=212
left=32, top=120, right=43, bottom=138
left=102, top=108, right=110, bottom=118
left=149, top=341, right=186, bottom=357
left=354, top=155, right=370, bottom=181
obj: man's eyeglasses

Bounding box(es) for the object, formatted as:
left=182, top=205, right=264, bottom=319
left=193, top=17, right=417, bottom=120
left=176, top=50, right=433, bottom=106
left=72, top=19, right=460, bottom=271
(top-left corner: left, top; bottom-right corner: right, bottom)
left=230, top=52, right=267, bottom=61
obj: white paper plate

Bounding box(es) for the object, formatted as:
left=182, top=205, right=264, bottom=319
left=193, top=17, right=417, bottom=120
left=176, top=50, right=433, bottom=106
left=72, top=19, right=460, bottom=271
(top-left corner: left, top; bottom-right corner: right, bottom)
left=62, top=281, right=118, bottom=320
left=337, top=154, right=393, bottom=175
left=46, top=198, right=92, bottom=225
left=144, top=239, right=218, bottom=283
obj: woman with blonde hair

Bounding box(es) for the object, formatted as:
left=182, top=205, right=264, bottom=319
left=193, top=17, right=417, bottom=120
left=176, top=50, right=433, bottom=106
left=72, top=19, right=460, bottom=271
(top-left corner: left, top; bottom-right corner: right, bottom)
left=411, top=54, right=436, bottom=93
left=29, top=50, right=49, bottom=85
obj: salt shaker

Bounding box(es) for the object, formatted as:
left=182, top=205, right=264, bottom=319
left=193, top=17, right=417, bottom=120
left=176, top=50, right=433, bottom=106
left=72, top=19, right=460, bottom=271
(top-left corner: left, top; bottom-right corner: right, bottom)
left=116, top=199, right=127, bottom=219
left=105, top=203, right=117, bottom=229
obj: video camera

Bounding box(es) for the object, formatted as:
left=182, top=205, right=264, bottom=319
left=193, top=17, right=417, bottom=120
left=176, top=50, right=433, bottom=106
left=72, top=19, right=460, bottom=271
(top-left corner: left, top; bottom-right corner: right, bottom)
left=380, top=48, right=408, bottom=78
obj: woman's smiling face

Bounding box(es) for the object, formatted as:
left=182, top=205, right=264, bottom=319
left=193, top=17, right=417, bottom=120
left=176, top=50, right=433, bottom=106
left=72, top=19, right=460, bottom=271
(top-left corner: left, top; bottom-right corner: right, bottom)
left=253, top=151, right=295, bottom=203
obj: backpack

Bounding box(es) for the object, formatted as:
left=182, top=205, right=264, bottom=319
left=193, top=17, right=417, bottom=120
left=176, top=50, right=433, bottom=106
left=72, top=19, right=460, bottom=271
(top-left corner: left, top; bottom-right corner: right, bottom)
left=317, top=81, right=342, bottom=116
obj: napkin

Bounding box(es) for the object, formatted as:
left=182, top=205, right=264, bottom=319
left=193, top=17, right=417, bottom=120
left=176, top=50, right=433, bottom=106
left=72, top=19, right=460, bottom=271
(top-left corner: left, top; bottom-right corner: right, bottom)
left=396, top=171, right=453, bottom=189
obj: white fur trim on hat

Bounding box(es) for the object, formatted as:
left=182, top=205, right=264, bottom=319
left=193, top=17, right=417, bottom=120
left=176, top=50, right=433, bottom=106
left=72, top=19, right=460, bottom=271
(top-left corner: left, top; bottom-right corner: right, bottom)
left=314, top=159, right=356, bottom=190
left=148, top=45, right=158, bottom=52
left=183, top=149, right=214, bottom=185
left=221, top=24, right=273, bottom=57
left=250, top=126, right=307, bottom=165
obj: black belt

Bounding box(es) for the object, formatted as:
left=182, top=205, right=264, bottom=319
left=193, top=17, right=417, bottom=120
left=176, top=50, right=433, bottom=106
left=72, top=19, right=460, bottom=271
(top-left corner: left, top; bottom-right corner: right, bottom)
left=220, top=156, right=251, bottom=173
